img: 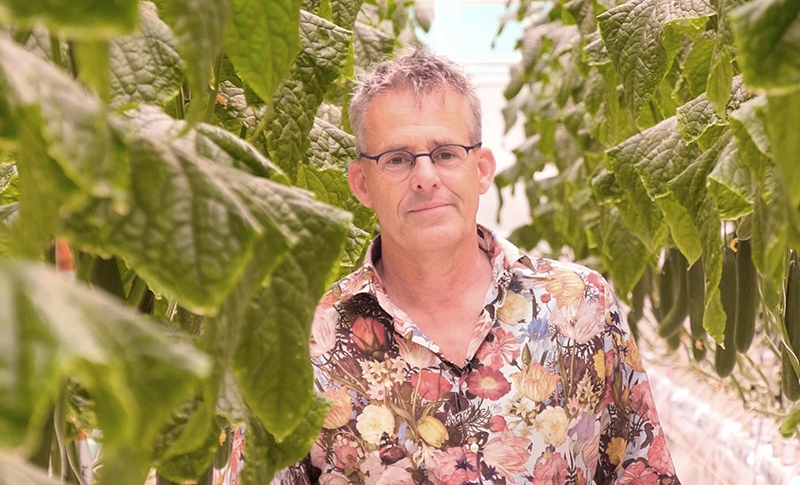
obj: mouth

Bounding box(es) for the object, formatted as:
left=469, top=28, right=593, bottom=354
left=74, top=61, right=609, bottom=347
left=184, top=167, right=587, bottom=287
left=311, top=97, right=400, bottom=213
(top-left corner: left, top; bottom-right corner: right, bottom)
left=408, top=202, right=449, bottom=213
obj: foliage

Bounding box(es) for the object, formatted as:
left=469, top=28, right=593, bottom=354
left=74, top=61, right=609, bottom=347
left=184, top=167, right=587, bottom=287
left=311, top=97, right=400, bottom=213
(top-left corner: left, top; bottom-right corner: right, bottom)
left=0, top=0, right=424, bottom=483
left=498, top=0, right=800, bottom=429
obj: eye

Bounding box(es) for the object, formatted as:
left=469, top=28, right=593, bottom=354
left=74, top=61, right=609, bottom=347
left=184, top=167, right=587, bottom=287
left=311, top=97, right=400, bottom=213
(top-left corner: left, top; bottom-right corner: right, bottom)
left=432, top=145, right=464, bottom=163
left=380, top=151, right=412, bottom=167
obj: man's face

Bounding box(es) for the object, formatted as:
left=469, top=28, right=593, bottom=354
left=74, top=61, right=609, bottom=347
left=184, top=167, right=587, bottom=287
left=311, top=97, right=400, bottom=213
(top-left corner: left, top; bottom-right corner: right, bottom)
left=348, top=87, right=496, bottom=254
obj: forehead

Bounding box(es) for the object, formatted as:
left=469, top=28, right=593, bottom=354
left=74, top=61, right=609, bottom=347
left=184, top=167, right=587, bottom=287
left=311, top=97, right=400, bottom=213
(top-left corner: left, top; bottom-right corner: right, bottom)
left=361, top=87, right=471, bottom=149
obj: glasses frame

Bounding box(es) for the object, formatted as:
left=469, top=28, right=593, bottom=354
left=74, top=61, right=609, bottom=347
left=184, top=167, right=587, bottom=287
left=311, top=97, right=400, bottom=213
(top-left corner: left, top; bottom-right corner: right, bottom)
left=359, top=142, right=483, bottom=171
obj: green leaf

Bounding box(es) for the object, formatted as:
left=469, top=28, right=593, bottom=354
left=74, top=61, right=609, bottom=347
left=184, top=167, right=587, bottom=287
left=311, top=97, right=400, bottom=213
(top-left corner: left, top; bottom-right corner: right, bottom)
left=0, top=259, right=209, bottom=485
left=667, top=133, right=728, bottom=343
left=217, top=372, right=330, bottom=485
left=296, top=163, right=373, bottom=230
left=765, top=89, right=800, bottom=208
left=62, top=107, right=306, bottom=314
left=597, top=0, right=714, bottom=122
left=73, top=40, right=111, bottom=103
left=194, top=123, right=288, bottom=184
left=598, top=207, right=651, bottom=298
left=108, top=2, right=184, bottom=110
left=154, top=0, right=231, bottom=109
left=604, top=123, right=671, bottom=256
left=729, top=95, right=773, bottom=194
left=263, top=11, right=351, bottom=181
left=752, top=182, right=787, bottom=314
left=679, top=30, right=716, bottom=99
left=0, top=162, right=18, bottom=205
left=353, top=21, right=394, bottom=69
left=155, top=416, right=221, bottom=482
left=0, top=37, right=128, bottom=204
left=626, top=117, right=704, bottom=263
left=305, top=117, right=357, bottom=171
left=730, top=0, right=800, bottom=92
left=233, top=182, right=349, bottom=440
left=706, top=37, right=733, bottom=117
left=225, top=0, right=302, bottom=103
left=676, top=75, right=751, bottom=145
left=339, top=224, right=371, bottom=278
left=0, top=0, right=138, bottom=38
left=707, top=137, right=755, bottom=220
left=331, top=0, right=363, bottom=29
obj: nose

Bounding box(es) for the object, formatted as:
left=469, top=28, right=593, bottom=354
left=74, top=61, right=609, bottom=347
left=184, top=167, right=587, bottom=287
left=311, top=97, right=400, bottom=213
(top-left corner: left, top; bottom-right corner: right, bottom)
left=409, top=155, right=440, bottom=190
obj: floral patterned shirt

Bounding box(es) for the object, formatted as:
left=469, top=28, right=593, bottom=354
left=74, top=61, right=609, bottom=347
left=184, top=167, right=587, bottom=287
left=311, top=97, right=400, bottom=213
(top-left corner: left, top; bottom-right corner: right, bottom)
left=271, top=226, right=680, bottom=485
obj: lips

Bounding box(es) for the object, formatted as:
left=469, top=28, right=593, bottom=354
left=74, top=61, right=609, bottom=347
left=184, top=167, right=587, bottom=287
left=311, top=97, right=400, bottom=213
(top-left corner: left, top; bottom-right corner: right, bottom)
left=408, top=202, right=448, bottom=212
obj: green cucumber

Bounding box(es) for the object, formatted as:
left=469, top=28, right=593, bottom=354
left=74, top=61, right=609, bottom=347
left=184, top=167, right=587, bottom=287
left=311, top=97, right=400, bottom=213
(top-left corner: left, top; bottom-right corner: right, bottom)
left=734, top=238, right=758, bottom=353
left=782, top=255, right=800, bottom=400
left=714, top=245, right=738, bottom=378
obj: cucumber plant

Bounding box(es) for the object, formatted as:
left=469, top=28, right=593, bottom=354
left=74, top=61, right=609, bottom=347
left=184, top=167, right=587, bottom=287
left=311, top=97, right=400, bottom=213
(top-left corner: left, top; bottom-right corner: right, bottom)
left=497, top=0, right=800, bottom=433
left=0, top=0, right=424, bottom=483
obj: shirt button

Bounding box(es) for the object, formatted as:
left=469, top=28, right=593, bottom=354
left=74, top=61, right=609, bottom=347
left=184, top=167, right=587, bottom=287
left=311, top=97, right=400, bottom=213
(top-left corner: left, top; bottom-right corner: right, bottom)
left=468, top=442, right=480, bottom=453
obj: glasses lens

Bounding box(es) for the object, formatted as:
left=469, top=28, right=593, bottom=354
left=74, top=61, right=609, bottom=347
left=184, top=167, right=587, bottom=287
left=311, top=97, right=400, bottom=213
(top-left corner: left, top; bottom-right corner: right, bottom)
left=431, top=145, right=468, bottom=166
left=377, top=151, right=414, bottom=175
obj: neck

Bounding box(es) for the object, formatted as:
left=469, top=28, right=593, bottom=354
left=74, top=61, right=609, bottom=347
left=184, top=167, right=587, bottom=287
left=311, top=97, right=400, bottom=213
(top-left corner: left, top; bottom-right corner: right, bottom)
left=376, top=229, right=490, bottom=307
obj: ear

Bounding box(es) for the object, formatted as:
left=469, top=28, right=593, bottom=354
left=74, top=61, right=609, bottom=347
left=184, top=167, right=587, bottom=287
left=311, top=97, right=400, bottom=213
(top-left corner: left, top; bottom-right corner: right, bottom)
left=476, top=147, right=497, bottom=195
left=348, top=160, right=374, bottom=208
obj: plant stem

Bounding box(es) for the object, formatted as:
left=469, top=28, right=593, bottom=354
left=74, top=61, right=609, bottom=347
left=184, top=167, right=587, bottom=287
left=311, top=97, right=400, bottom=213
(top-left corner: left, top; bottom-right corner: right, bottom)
left=205, top=53, right=224, bottom=123
left=126, top=275, right=148, bottom=308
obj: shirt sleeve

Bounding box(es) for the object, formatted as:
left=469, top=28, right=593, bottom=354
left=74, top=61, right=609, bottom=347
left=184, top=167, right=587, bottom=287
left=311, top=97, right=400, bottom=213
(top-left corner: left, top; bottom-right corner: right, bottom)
left=593, top=283, right=682, bottom=485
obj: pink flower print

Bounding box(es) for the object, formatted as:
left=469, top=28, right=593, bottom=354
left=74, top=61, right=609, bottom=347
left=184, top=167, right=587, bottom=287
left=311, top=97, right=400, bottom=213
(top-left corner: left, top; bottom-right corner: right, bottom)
left=430, top=447, right=479, bottom=485
left=466, top=365, right=511, bottom=401
left=397, top=337, right=437, bottom=369
left=618, top=459, right=659, bottom=485
left=488, top=415, right=507, bottom=433
left=476, top=327, right=521, bottom=369
left=550, top=296, right=605, bottom=344
left=630, top=381, right=660, bottom=424
left=532, top=452, right=568, bottom=485
left=647, top=432, right=675, bottom=475
left=412, top=369, right=452, bottom=402
left=332, top=435, right=359, bottom=469
left=482, top=430, right=532, bottom=480
left=352, top=316, right=389, bottom=357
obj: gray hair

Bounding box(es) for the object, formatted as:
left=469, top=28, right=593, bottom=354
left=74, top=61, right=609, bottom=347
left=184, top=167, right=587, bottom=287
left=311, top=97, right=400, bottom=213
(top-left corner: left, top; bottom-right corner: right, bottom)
left=349, top=48, right=482, bottom=152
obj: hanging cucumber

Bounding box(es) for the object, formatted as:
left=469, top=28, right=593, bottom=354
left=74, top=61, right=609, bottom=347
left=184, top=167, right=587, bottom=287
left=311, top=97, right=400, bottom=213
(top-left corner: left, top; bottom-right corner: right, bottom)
left=782, top=255, right=800, bottom=400
left=627, top=270, right=648, bottom=343
left=657, top=250, right=689, bottom=338
left=687, top=259, right=706, bottom=362
left=734, top=238, right=758, bottom=353
left=714, top=245, right=738, bottom=378
left=688, top=259, right=705, bottom=338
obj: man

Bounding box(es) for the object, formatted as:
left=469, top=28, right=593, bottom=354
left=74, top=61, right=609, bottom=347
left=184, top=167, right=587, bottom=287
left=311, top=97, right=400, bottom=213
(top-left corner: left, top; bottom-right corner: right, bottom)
left=272, top=48, right=681, bottom=484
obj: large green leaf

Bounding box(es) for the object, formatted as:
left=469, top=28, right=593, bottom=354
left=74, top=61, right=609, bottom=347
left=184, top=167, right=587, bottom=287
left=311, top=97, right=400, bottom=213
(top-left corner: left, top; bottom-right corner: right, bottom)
left=263, top=11, right=351, bottom=181
left=729, top=94, right=772, bottom=195
left=305, top=117, right=357, bottom=171
left=217, top=372, right=330, bottom=485
left=626, top=117, right=704, bottom=263
left=108, top=2, right=184, bottom=111
left=154, top=0, right=232, bottom=105
left=296, top=163, right=373, bottom=230
left=765, top=89, right=800, bottom=208
left=667, top=132, right=729, bottom=343
left=0, top=37, right=128, bottom=204
left=353, top=20, right=394, bottom=69
left=597, top=0, right=714, bottom=122
left=232, top=180, right=349, bottom=441
left=730, top=0, right=800, bottom=92
left=707, top=139, right=755, bottom=220
left=62, top=107, right=322, bottom=314
left=0, top=259, right=209, bottom=485
left=225, top=0, right=303, bottom=103
left=598, top=207, right=651, bottom=299
left=0, top=0, right=138, bottom=37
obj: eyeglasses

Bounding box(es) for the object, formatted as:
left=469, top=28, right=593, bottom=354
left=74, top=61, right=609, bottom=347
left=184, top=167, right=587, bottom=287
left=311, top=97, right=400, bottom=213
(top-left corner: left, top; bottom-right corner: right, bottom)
left=359, top=142, right=482, bottom=179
